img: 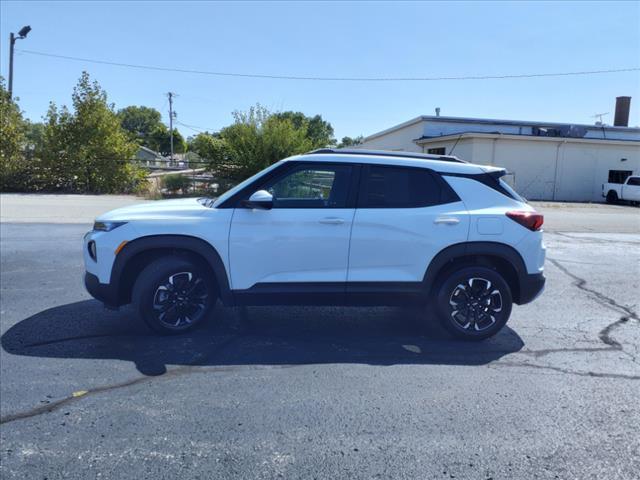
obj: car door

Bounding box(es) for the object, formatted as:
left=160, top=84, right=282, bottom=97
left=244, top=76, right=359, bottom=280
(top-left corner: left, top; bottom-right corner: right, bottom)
left=229, top=162, right=357, bottom=295
left=347, top=164, right=469, bottom=287
left=623, top=176, right=640, bottom=201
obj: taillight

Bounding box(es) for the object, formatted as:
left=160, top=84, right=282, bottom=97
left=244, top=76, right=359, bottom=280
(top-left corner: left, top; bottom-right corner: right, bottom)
left=506, top=210, right=544, bottom=231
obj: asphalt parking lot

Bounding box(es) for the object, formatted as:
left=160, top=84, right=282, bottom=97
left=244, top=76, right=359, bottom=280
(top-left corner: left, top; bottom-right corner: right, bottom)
left=1, top=195, right=639, bottom=479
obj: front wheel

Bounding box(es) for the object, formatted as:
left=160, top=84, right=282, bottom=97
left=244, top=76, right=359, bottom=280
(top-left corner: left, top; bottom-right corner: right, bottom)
left=133, top=257, right=216, bottom=335
left=435, top=267, right=513, bottom=341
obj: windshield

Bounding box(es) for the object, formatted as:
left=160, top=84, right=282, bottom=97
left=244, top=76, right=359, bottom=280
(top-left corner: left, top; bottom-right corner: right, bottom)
left=212, top=161, right=284, bottom=208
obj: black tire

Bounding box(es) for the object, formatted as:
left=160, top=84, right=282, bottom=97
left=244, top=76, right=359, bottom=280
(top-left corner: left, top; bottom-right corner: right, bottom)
left=435, top=266, right=513, bottom=341
left=132, top=256, right=217, bottom=335
left=606, top=190, right=618, bottom=204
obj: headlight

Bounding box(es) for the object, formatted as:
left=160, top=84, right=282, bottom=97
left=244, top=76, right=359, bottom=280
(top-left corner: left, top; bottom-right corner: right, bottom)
left=93, top=221, right=127, bottom=232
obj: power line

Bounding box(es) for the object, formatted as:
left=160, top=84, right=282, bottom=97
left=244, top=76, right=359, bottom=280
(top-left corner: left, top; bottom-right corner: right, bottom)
left=175, top=121, right=217, bottom=133
left=17, top=48, right=640, bottom=82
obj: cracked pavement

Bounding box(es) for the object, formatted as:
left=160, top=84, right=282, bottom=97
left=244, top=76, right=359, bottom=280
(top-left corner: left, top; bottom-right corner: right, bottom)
left=1, top=202, right=639, bottom=479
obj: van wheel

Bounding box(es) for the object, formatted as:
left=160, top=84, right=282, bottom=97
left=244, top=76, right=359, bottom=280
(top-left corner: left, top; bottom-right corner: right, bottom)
left=133, top=257, right=216, bottom=335
left=606, top=190, right=618, bottom=204
left=436, top=267, right=512, bottom=341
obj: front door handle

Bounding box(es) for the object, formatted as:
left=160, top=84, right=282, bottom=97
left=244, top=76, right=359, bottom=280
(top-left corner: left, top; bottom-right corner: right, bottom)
left=319, top=217, right=345, bottom=225
left=434, top=217, right=460, bottom=225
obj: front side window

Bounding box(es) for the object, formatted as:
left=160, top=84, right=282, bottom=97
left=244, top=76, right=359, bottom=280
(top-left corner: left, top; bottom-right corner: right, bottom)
left=627, top=177, right=640, bottom=186
left=359, top=165, right=455, bottom=208
left=264, top=164, right=352, bottom=208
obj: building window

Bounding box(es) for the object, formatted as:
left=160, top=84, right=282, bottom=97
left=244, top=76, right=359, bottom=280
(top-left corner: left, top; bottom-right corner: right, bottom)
left=427, top=147, right=446, bottom=155
left=608, top=170, right=633, bottom=184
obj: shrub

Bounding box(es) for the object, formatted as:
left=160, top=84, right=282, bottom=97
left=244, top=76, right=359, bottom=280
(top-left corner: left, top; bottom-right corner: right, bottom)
left=162, top=174, right=191, bottom=194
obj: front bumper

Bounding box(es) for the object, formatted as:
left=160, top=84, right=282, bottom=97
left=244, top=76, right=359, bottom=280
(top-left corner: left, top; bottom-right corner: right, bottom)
left=84, top=272, right=119, bottom=308
left=517, top=272, right=546, bottom=304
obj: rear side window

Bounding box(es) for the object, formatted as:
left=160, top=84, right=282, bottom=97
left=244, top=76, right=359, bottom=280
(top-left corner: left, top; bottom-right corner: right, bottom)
left=359, top=165, right=458, bottom=208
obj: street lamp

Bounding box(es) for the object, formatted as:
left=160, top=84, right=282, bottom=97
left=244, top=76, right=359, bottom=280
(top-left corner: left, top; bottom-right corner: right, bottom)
left=8, top=25, right=31, bottom=98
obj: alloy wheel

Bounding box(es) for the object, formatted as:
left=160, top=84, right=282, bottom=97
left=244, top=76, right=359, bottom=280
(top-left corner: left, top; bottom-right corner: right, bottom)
left=449, top=277, right=503, bottom=332
left=152, top=271, right=209, bottom=328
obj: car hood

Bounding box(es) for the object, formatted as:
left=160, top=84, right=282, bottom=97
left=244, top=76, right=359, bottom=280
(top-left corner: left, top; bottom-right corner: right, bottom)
left=96, top=197, right=209, bottom=222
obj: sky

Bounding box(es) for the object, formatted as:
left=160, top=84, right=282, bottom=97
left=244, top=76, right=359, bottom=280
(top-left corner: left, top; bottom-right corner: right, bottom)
left=1, top=1, right=639, bottom=140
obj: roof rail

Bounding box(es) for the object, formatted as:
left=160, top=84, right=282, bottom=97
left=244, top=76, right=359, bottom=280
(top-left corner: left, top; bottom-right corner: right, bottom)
left=305, top=148, right=466, bottom=163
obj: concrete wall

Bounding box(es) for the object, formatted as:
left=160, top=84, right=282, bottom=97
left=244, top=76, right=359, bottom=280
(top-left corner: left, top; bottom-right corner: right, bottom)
left=362, top=133, right=639, bottom=202
left=360, top=117, right=640, bottom=201
left=359, top=121, right=425, bottom=152
left=459, top=138, right=640, bottom=202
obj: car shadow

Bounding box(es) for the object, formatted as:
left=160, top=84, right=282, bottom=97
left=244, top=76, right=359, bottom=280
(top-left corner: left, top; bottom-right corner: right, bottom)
left=1, top=300, right=524, bottom=376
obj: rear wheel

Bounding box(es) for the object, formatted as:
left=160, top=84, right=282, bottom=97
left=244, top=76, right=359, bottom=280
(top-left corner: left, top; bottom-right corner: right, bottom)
left=606, top=190, right=618, bottom=204
left=133, top=257, right=216, bottom=335
left=435, top=266, right=512, bottom=341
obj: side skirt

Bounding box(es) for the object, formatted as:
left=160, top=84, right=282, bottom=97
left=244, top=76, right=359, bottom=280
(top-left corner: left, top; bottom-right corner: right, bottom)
left=232, top=282, right=426, bottom=307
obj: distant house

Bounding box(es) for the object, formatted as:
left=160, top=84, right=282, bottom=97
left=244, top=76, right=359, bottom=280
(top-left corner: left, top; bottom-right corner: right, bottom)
left=135, top=146, right=168, bottom=167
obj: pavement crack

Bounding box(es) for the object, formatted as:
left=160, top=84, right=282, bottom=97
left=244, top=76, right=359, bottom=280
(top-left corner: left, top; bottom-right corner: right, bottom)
left=493, top=361, right=640, bottom=380
left=507, top=259, right=639, bottom=376
left=548, top=258, right=638, bottom=322
left=0, top=333, right=245, bottom=426
left=552, top=231, right=640, bottom=246
left=18, top=333, right=133, bottom=349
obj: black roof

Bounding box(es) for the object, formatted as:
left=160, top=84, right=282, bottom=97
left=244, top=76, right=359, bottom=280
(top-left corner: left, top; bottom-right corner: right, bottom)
left=305, top=148, right=467, bottom=164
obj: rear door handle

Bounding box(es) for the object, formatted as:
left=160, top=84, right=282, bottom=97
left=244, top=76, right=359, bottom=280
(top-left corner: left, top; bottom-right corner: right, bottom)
left=434, top=217, right=460, bottom=225
left=319, top=217, right=345, bottom=225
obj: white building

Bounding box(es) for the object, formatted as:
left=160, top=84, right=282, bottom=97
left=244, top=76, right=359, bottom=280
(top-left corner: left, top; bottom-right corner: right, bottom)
left=359, top=111, right=640, bottom=202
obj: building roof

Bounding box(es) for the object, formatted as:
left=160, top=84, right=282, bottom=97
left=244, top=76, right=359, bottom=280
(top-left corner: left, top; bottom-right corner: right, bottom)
left=287, top=152, right=487, bottom=175
left=137, top=145, right=166, bottom=158
left=364, top=115, right=640, bottom=142
left=306, top=148, right=465, bottom=163
left=414, top=131, right=640, bottom=145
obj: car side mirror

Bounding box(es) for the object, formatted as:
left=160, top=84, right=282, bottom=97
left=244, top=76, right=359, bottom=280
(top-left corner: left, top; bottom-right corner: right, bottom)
left=243, top=190, right=273, bottom=210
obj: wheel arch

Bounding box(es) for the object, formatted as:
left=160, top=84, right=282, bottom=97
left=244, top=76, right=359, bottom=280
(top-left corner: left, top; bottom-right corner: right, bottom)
left=423, top=242, right=528, bottom=304
left=112, top=235, right=232, bottom=307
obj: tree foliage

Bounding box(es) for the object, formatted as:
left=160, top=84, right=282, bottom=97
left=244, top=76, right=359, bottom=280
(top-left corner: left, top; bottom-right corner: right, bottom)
left=337, top=135, right=364, bottom=148
left=200, top=105, right=314, bottom=181
left=0, top=78, right=30, bottom=190
left=148, top=125, right=187, bottom=157
left=117, top=105, right=163, bottom=147
left=35, top=72, right=144, bottom=193
left=273, top=111, right=335, bottom=148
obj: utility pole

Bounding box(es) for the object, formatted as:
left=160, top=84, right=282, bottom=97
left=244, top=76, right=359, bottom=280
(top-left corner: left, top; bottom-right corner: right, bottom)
left=9, top=33, right=15, bottom=97
left=8, top=26, right=32, bottom=98
left=167, top=92, right=176, bottom=165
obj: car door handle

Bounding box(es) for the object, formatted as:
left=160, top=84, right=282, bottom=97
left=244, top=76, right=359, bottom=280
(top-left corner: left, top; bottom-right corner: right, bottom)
left=434, top=217, right=460, bottom=225
left=319, top=217, right=345, bottom=225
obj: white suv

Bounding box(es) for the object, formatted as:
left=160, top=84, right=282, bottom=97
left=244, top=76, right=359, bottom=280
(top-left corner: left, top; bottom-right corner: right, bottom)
left=84, top=149, right=546, bottom=340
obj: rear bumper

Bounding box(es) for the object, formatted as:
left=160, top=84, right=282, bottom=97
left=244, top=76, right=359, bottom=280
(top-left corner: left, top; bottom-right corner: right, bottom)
left=84, top=272, right=119, bottom=308
left=517, top=272, right=545, bottom=304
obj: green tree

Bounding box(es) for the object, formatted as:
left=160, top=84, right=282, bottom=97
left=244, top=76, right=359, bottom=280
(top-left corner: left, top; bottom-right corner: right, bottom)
left=188, top=132, right=222, bottom=159
left=0, top=77, right=30, bottom=191
left=117, top=106, right=163, bottom=147
left=337, top=135, right=364, bottom=148
left=273, top=111, right=335, bottom=148
left=37, top=72, right=143, bottom=193
left=208, top=105, right=313, bottom=181
left=148, top=124, right=187, bottom=156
